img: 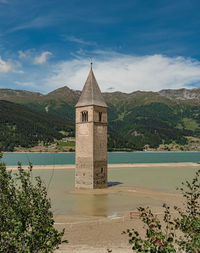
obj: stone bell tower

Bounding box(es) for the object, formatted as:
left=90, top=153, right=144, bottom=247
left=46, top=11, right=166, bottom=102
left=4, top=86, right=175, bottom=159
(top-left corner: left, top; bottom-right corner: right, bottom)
left=75, top=64, right=108, bottom=189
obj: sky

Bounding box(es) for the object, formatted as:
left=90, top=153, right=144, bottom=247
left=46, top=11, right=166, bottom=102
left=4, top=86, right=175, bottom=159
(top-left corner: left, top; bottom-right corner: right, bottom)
left=0, top=0, right=200, bottom=93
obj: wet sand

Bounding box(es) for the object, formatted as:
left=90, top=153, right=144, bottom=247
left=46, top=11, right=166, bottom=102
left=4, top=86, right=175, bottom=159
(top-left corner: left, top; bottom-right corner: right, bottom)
left=54, top=185, right=183, bottom=253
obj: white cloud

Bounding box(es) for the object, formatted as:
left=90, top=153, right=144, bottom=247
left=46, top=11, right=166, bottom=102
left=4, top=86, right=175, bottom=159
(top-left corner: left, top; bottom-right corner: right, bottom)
left=65, top=35, right=96, bottom=46
left=13, top=70, right=24, bottom=74
left=18, top=50, right=27, bottom=59
left=9, top=16, right=55, bottom=32
left=43, top=53, right=200, bottom=93
left=0, top=57, right=13, bottom=73
left=33, top=51, right=52, bottom=65
left=18, top=49, right=35, bottom=61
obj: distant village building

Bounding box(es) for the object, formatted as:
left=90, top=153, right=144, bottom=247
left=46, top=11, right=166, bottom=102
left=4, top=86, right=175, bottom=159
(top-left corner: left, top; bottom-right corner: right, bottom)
left=75, top=65, right=108, bottom=189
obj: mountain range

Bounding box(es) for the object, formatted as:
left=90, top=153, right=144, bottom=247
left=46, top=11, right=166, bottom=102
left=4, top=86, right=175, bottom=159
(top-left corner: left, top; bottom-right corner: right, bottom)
left=0, top=86, right=200, bottom=151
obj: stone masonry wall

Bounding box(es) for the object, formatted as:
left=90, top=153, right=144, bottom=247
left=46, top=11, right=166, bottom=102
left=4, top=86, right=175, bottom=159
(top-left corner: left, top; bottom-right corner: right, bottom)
left=75, top=105, right=107, bottom=189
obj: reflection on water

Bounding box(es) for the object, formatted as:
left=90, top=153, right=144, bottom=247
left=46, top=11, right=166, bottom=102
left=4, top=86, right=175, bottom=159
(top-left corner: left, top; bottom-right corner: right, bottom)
left=74, top=194, right=109, bottom=217
left=30, top=166, right=197, bottom=217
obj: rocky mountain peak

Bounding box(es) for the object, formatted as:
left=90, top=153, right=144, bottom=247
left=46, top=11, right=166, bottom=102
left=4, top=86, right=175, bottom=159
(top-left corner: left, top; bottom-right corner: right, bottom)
left=159, top=88, right=200, bottom=100
left=0, top=89, right=42, bottom=99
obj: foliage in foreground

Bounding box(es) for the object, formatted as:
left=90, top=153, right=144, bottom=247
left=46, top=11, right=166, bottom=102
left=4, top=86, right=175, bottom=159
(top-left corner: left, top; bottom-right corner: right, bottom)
left=124, top=170, right=200, bottom=252
left=0, top=161, right=67, bottom=252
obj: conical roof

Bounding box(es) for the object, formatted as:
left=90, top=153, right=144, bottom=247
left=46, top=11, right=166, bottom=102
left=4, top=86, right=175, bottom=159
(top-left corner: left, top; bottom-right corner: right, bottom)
left=75, top=68, right=107, bottom=108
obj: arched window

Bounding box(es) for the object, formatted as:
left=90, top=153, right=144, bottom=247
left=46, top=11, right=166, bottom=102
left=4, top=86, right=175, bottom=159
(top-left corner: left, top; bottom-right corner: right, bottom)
left=99, top=112, right=102, bottom=122
left=81, top=111, right=88, bottom=122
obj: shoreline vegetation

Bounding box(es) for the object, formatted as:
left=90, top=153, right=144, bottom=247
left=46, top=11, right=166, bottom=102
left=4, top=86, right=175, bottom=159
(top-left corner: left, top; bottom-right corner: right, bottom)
left=4, top=150, right=200, bottom=153
left=11, top=143, right=200, bottom=153
left=9, top=135, right=200, bottom=153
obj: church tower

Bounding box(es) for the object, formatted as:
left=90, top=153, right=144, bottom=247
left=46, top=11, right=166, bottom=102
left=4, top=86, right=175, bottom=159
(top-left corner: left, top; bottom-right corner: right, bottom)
left=75, top=65, right=108, bottom=189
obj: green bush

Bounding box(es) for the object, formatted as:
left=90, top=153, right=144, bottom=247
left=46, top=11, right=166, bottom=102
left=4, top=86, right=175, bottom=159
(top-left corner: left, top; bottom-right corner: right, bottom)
left=0, top=161, right=67, bottom=252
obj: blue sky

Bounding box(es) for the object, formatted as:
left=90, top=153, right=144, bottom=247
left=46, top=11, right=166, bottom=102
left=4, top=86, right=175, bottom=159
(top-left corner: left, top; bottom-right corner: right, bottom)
left=1, top=0, right=200, bottom=93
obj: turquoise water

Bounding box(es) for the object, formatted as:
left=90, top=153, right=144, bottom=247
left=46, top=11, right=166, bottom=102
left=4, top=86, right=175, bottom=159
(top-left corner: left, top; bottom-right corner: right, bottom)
left=1, top=152, right=200, bottom=166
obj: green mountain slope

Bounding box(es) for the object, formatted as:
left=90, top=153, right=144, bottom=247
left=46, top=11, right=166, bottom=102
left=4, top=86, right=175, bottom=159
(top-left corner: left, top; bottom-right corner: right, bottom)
left=1, top=87, right=200, bottom=151
left=108, top=102, right=197, bottom=150
left=0, top=100, right=74, bottom=151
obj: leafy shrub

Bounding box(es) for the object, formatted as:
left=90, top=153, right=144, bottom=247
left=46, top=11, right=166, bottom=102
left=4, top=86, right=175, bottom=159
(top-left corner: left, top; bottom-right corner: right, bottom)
left=0, top=161, right=67, bottom=252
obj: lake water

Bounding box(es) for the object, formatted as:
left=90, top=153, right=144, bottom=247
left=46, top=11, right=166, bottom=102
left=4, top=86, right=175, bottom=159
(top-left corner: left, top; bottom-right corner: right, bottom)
left=32, top=166, right=198, bottom=217
left=2, top=151, right=200, bottom=166
left=1, top=152, right=199, bottom=217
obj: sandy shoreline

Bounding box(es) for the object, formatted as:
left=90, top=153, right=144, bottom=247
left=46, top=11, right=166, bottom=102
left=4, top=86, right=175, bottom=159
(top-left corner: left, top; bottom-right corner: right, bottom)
left=54, top=184, right=183, bottom=253
left=6, top=162, right=200, bottom=170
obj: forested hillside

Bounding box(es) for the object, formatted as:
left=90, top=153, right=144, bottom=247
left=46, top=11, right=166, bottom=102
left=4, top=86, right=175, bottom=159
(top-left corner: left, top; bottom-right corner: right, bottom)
left=108, top=103, right=196, bottom=150
left=0, top=100, right=74, bottom=151
left=1, top=87, right=200, bottom=151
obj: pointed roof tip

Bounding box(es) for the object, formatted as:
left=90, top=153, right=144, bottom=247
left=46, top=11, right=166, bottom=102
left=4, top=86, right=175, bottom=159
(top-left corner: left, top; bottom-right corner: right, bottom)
left=90, top=56, right=93, bottom=70
left=75, top=68, right=107, bottom=108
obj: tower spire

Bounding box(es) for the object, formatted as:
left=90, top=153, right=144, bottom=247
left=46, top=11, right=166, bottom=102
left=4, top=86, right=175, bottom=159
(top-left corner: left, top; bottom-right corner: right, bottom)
left=90, top=56, right=93, bottom=69
left=75, top=64, right=107, bottom=108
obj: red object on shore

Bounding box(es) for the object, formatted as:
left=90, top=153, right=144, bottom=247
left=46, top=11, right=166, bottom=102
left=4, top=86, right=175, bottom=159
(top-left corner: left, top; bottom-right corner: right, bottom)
left=130, top=211, right=141, bottom=219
